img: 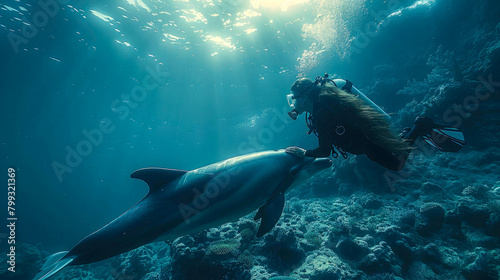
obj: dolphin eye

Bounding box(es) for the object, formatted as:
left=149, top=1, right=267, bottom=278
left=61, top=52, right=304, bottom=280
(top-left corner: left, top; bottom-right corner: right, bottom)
left=290, top=160, right=309, bottom=176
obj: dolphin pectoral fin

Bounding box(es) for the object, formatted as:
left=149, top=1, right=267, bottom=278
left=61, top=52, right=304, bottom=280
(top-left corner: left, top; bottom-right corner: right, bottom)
left=33, top=251, right=74, bottom=280
left=254, top=194, right=285, bottom=237
left=131, top=168, right=188, bottom=192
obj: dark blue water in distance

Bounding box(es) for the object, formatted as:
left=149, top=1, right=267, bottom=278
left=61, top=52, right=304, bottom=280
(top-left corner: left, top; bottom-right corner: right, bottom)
left=1, top=0, right=499, bottom=279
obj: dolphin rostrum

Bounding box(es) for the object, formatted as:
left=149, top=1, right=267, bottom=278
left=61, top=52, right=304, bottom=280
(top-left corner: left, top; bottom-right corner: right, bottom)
left=34, top=150, right=331, bottom=279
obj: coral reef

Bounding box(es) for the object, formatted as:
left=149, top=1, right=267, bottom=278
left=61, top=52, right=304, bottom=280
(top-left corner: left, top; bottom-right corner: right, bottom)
left=206, top=239, right=241, bottom=256
left=19, top=165, right=500, bottom=280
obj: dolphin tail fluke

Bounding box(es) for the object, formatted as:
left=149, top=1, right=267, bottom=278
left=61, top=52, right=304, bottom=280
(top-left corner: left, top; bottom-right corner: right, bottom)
left=33, top=251, right=75, bottom=280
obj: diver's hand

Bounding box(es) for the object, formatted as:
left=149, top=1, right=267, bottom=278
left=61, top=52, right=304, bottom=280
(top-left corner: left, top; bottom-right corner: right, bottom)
left=285, top=146, right=307, bottom=158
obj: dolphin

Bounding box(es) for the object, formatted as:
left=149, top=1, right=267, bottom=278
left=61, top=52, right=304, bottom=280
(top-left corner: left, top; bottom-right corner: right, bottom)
left=34, top=150, right=331, bottom=280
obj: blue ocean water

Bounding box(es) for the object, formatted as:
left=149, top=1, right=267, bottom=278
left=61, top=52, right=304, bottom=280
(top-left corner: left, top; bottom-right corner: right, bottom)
left=1, top=0, right=499, bottom=279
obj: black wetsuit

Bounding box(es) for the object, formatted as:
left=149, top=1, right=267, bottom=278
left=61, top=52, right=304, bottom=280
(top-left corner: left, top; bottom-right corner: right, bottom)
left=305, top=94, right=407, bottom=171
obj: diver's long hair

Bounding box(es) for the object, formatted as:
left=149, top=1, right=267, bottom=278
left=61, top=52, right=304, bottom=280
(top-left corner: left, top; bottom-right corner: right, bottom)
left=318, top=83, right=411, bottom=156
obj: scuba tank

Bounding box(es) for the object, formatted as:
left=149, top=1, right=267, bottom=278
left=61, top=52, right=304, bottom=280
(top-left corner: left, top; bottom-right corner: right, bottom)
left=314, top=74, right=392, bottom=123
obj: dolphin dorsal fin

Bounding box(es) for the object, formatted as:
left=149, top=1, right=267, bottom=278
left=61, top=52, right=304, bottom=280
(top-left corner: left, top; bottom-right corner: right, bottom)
left=131, top=168, right=187, bottom=191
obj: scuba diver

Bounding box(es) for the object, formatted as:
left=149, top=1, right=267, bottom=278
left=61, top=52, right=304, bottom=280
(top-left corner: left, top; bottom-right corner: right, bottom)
left=285, top=74, right=466, bottom=171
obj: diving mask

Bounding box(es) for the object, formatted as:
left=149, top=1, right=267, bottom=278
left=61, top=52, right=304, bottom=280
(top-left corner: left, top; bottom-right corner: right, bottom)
left=287, top=93, right=299, bottom=120
left=286, top=93, right=296, bottom=109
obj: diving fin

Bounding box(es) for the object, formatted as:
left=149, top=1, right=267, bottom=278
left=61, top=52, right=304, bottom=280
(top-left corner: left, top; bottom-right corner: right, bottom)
left=405, top=117, right=466, bottom=152
left=423, top=127, right=466, bottom=152
left=254, top=194, right=285, bottom=237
